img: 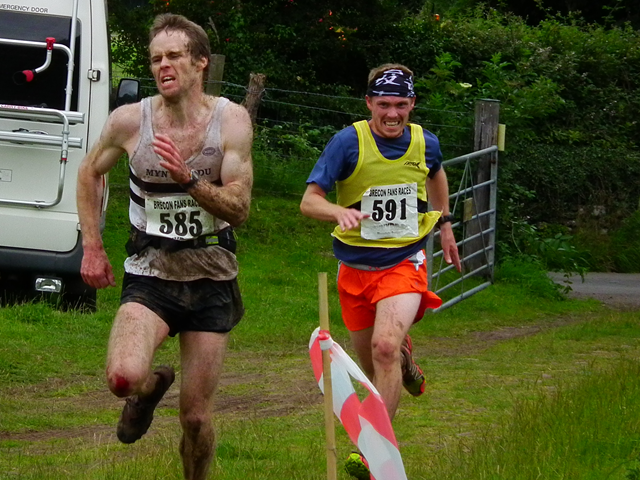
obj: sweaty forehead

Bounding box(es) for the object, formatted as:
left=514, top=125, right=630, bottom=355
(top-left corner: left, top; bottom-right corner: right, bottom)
left=149, top=30, right=189, bottom=54
left=371, top=96, right=412, bottom=105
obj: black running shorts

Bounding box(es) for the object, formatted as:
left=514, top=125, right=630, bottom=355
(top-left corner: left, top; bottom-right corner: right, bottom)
left=120, top=273, right=244, bottom=337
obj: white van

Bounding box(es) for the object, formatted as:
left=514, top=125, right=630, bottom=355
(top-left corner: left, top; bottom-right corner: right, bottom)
left=0, top=0, right=136, bottom=309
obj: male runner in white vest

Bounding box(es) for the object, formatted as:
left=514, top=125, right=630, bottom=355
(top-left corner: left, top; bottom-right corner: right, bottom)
left=76, top=14, right=253, bottom=480
left=301, top=63, right=461, bottom=477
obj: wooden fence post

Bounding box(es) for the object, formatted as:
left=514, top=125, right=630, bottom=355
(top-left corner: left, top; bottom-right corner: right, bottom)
left=206, top=54, right=225, bottom=97
left=242, top=73, right=266, bottom=125
left=465, top=99, right=500, bottom=274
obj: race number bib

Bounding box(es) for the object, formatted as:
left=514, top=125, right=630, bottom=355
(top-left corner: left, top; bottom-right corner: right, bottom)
left=360, top=183, right=419, bottom=240
left=145, top=194, right=216, bottom=240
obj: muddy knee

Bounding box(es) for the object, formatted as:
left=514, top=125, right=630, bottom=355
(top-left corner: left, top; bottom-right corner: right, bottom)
left=180, top=410, right=213, bottom=439
left=371, top=338, right=400, bottom=367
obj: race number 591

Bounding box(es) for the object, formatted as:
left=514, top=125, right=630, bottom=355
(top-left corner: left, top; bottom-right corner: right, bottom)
left=370, top=198, right=409, bottom=222
left=360, top=183, right=419, bottom=240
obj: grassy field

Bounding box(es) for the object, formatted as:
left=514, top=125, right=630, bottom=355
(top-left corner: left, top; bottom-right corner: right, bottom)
left=1, top=160, right=640, bottom=479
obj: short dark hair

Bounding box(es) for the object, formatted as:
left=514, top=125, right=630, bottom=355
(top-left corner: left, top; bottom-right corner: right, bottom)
left=149, top=14, right=210, bottom=64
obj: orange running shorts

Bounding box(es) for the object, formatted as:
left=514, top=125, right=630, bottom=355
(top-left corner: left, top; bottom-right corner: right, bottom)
left=337, top=254, right=442, bottom=332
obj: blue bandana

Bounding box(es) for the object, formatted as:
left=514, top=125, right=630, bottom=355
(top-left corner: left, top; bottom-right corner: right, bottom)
left=367, top=69, right=415, bottom=98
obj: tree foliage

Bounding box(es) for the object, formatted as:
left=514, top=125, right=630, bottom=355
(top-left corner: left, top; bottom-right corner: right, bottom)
left=403, top=9, right=640, bottom=148
left=108, top=0, right=425, bottom=91
left=108, top=1, right=640, bottom=147
left=477, top=0, right=640, bottom=28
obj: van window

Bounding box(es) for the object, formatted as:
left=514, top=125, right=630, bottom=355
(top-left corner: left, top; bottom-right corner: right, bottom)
left=0, top=10, right=80, bottom=110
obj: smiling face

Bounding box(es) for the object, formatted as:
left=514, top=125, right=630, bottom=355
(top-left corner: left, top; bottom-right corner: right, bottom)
left=365, top=95, right=415, bottom=139
left=149, top=29, right=207, bottom=100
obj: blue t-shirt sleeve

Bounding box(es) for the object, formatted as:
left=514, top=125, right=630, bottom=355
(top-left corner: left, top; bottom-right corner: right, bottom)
left=306, top=127, right=359, bottom=193
left=425, top=129, right=443, bottom=178
left=307, top=125, right=443, bottom=190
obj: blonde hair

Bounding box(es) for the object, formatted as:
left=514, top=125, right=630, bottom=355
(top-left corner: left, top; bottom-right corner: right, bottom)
left=367, top=63, right=414, bottom=86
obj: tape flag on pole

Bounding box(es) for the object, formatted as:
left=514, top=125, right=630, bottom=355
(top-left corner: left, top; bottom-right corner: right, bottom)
left=309, top=327, right=408, bottom=480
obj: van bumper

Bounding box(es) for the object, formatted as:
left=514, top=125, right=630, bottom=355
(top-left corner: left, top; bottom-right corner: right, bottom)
left=0, top=233, right=83, bottom=275
left=0, top=233, right=97, bottom=310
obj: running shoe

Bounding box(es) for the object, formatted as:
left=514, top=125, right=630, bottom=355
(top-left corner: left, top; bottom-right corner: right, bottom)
left=116, top=365, right=175, bottom=444
left=344, top=452, right=371, bottom=479
left=401, top=334, right=426, bottom=397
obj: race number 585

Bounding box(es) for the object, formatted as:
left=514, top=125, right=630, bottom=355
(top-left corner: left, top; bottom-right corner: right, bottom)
left=158, top=211, right=203, bottom=237
left=145, top=195, right=216, bottom=240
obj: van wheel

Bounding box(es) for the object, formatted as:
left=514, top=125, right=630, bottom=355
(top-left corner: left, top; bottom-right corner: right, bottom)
left=60, top=277, right=97, bottom=312
left=0, top=274, right=34, bottom=306
left=60, top=291, right=97, bottom=312
left=0, top=287, right=30, bottom=307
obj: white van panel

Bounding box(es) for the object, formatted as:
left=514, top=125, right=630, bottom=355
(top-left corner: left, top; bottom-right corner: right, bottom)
left=0, top=120, right=85, bottom=212
left=0, top=0, right=109, bottom=251
left=0, top=4, right=76, bottom=17
left=1, top=208, right=79, bottom=252
left=0, top=0, right=110, bottom=308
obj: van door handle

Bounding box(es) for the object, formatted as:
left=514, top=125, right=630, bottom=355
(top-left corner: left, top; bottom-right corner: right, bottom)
left=87, top=69, right=101, bottom=81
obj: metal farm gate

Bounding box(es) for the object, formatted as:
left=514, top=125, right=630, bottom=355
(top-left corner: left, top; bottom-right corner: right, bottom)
left=426, top=100, right=503, bottom=312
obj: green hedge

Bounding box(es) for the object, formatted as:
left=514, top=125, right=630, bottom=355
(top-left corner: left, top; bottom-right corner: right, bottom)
left=499, top=143, right=640, bottom=225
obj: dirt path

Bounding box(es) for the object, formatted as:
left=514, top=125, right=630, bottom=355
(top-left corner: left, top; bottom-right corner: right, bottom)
left=3, top=274, right=637, bottom=445
left=549, top=272, right=640, bottom=309
left=0, top=318, right=611, bottom=445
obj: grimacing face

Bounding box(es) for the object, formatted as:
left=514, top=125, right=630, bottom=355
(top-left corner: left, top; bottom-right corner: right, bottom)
left=365, top=95, right=416, bottom=139
left=149, top=30, right=207, bottom=100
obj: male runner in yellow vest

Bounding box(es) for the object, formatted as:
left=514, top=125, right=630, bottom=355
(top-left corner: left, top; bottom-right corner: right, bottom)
left=301, top=63, right=461, bottom=477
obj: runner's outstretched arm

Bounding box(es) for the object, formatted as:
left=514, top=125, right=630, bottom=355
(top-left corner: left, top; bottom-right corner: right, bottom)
left=77, top=104, right=139, bottom=288
left=301, top=183, right=369, bottom=232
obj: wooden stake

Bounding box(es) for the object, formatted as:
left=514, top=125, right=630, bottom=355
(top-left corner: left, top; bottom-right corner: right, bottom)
left=318, top=272, right=337, bottom=480
left=205, top=54, right=225, bottom=97
left=466, top=99, right=500, bottom=273
left=241, top=72, right=266, bottom=125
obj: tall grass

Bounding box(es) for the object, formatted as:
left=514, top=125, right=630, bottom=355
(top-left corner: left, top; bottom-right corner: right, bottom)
left=430, top=359, right=640, bottom=479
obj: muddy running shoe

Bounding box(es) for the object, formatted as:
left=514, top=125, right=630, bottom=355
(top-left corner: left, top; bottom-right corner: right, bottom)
left=116, top=365, right=175, bottom=444
left=401, top=335, right=426, bottom=397
left=344, top=452, right=371, bottom=480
